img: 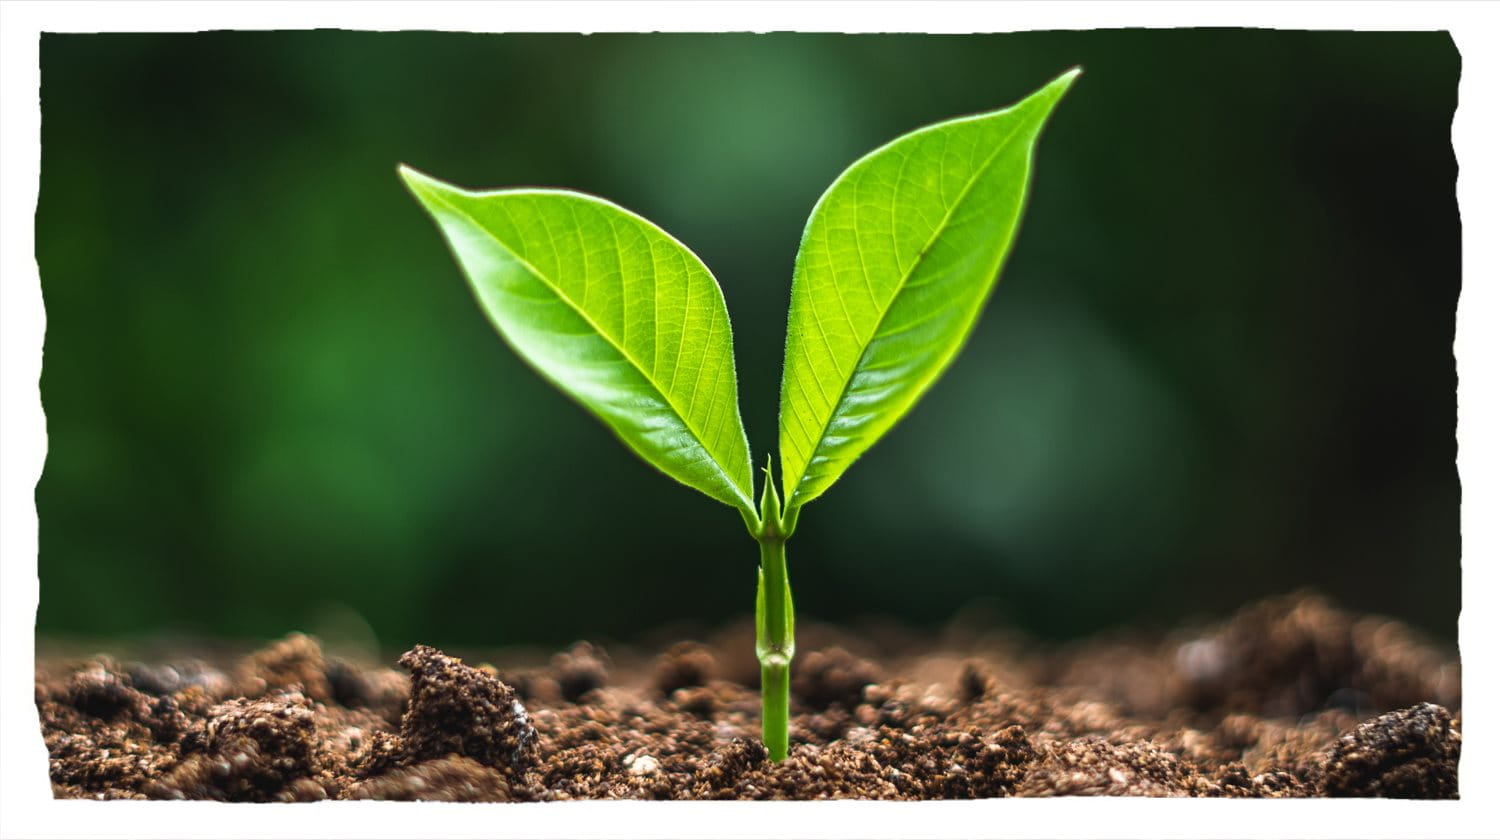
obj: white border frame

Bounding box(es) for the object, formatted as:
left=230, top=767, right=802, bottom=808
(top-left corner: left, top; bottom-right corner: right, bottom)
left=3, top=3, right=1495, bottom=838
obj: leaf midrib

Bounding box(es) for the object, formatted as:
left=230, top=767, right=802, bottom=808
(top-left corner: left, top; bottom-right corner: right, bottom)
left=424, top=186, right=753, bottom=511
left=786, top=118, right=1026, bottom=507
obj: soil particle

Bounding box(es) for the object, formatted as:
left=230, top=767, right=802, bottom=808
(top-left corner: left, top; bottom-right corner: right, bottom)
left=345, top=755, right=519, bottom=801
left=943, top=726, right=1036, bottom=797
left=1015, top=737, right=1210, bottom=797
left=1229, top=708, right=1352, bottom=784
left=489, top=667, right=560, bottom=705
left=375, top=645, right=537, bottom=781
left=551, top=641, right=610, bottom=703
left=957, top=659, right=993, bottom=703
left=792, top=647, right=884, bottom=710
left=625, top=753, right=660, bottom=775
left=147, top=692, right=324, bottom=802
left=1170, top=593, right=1458, bottom=719
left=234, top=633, right=333, bottom=704
left=1037, top=593, right=1459, bottom=727
left=690, top=738, right=768, bottom=798
left=325, top=656, right=409, bottom=725
left=41, top=700, right=178, bottom=798
left=1322, top=702, right=1460, bottom=798
left=1214, top=759, right=1309, bottom=797
left=66, top=661, right=153, bottom=722
left=654, top=641, right=717, bottom=696
left=669, top=685, right=721, bottom=718
left=38, top=592, right=1461, bottom=801
left=126, top=660, right=232, bottom=700
left=687, top=723, right=1035, bottom=800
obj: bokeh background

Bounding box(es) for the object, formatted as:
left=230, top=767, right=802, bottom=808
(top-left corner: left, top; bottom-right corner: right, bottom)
left=36, top=31, right=1460, bottom=651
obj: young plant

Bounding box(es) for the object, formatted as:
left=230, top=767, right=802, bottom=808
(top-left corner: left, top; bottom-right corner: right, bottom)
left=400, top=68, right=1078, bottom=761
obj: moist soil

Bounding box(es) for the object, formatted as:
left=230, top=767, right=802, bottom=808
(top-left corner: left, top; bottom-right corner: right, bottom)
left=36, top=591, right=1460, bottom=801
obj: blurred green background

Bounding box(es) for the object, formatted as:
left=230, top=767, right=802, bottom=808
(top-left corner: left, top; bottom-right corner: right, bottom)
left=36, top=31, right=1460, bottom=651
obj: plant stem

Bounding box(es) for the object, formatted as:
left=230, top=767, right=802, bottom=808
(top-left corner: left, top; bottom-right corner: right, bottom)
left=758, top=533, right=792, bottom=761
left=752, top=459, right=795, bottom=762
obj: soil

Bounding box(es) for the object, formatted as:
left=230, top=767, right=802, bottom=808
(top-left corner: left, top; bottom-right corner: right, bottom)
left=36, top=591, right=1461, bottom=801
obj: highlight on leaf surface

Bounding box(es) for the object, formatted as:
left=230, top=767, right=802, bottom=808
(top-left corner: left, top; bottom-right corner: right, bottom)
left=399, top=167, right=756, bottom=516
left=777, top=68, right=1080, bottom=511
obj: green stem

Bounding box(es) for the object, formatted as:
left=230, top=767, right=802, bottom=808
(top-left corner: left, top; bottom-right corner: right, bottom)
left=758, top=534, right=791, bottom=761
left=752, top=458, right=795, bottom=762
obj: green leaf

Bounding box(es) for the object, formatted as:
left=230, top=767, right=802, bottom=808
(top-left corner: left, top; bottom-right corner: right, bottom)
left=400, top=167, right=756, bottom=515
left=777, top=69, right=1079, bottom=510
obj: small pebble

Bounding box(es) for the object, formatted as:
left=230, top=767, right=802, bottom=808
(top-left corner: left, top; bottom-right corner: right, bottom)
left=625, top=754, right=660, bottom=776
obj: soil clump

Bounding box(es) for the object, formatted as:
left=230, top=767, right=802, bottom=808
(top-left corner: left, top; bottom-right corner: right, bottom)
left=36, top=592, right=1460, bottom=800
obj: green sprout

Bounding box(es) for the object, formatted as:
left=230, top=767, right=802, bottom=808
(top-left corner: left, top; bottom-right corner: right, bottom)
left=400, top=69, right=1078, bottom=761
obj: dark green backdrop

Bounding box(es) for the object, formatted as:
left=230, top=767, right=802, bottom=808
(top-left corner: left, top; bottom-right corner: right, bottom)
left=36, top=31, right=1460, bottom=650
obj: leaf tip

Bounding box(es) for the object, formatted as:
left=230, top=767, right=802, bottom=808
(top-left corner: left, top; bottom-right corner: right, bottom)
left=1036, top=66, right=1083, bottom=103
left=395, top=161, right=424, bottom=185
left=1003, top=67, right=1082, bottom=129
left=397, top=163, right=461, bottom=206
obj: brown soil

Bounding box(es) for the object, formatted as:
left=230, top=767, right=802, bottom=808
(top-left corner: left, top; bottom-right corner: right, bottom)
left=36, top=591, right=1460, bottom=801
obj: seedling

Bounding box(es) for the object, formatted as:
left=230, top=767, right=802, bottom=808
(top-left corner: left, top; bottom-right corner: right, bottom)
left=400, top=69, right=1078, bottom=761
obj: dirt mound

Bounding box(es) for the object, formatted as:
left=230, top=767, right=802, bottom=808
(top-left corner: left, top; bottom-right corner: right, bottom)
left=36, top=592, right=1459, bottom=800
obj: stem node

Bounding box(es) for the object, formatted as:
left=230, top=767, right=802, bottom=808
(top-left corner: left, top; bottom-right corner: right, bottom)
left=754, top=460, right=794, bottom=761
